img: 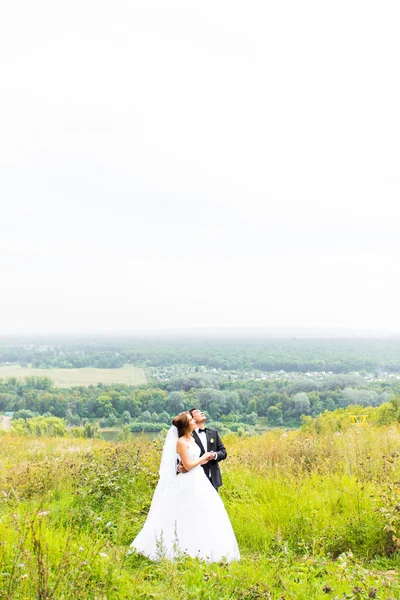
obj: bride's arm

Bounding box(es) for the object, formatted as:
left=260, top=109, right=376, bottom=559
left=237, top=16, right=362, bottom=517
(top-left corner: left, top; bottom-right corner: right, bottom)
left=177, top=439, right=211, bottom=471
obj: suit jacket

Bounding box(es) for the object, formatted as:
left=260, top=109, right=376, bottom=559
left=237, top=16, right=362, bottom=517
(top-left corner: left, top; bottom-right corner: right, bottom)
left=192, top=428, right=227, bottom=490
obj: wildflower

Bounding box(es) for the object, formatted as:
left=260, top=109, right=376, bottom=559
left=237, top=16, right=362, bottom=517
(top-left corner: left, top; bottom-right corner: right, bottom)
left=20, top=573, right=28, bottom=580
left=106, top=521, right=112, bottom=527
left=18, top=563, right=25, bottom=568
left=81, top=561, right=88, bottom=565
left=37, top=511, right=49, bottom=517
left=99, top=552, right=108, bottom=558
left=79, top=546, right=84, bottom=551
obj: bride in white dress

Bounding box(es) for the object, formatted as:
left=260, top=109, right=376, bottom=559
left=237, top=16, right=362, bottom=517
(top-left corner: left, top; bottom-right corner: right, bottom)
left=129, top=412, right=240, bottom=562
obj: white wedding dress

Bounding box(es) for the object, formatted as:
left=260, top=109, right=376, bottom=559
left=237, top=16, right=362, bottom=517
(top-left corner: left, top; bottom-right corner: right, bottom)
left=129, top=442, right=240, bottom=562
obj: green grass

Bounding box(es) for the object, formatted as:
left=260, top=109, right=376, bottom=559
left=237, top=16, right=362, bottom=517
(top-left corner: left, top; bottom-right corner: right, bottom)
left=0, top=363, right=146, bottom=387
left=0, top=428, right=399, bottom=599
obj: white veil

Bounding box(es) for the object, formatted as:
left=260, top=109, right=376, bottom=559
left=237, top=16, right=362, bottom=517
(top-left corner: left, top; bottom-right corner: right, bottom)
left=158, top=425, right=179, bottom=486
left=127, top=425, right=179, bottom=555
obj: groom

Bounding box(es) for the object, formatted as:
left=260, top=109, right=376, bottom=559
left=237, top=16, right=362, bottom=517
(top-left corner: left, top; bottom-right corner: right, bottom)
left=178, top=408, right=227, bottom=491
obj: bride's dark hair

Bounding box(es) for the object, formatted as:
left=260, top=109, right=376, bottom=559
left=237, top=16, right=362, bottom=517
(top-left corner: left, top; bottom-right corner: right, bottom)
left=172, top=412, right=191, bottom=437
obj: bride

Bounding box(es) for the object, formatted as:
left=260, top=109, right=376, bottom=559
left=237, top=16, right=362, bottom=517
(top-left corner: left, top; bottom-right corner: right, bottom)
left=129, top=411, right=240, bottom=562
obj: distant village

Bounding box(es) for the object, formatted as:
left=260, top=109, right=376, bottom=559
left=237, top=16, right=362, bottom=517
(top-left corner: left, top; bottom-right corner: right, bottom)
left=148, top=364, right=400, bottom=384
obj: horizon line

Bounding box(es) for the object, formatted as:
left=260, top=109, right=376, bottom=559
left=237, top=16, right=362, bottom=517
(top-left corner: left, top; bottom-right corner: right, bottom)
left=0, top=326, right=398, bottom=339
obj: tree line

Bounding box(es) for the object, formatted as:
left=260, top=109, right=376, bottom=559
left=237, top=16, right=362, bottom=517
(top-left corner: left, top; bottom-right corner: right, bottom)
left=2, top=336, right=400, bottom=372
left=1, top=372, right=399, bottom=430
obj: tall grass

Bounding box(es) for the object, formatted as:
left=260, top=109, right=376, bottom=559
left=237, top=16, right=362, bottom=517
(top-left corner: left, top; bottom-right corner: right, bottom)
left=0, top=426, right=399, bottom=599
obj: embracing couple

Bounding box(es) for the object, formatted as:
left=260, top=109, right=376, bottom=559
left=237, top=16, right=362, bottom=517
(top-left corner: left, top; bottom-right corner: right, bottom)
left=129, top=408, right=240, bottom=563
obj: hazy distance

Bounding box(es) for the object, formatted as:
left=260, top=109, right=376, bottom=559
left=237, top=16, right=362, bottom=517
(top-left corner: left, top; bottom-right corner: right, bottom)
left=1, top=1, right=400, bottom=334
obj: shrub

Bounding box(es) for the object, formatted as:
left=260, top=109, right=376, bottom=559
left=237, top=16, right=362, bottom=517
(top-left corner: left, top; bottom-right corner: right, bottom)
left=13, top=409, right=36, bottom=420
left=11, top=416, right=67, bottom=437
left=130, top=422, right=168, bottom=433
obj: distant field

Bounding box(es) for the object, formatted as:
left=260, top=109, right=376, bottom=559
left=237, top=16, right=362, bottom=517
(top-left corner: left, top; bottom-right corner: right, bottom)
left=0, top=364, right=146, bottom=387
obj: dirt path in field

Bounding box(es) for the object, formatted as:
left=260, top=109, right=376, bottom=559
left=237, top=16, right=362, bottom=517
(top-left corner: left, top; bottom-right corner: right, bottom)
left=0, top=416, right=11, bottom=431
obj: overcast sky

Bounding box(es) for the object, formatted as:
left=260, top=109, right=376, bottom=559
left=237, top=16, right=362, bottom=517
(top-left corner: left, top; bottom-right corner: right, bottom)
left=1, top=0, right=399, bottom=334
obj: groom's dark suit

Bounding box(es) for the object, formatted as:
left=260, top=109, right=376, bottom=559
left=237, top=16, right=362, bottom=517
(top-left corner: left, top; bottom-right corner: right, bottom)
left=192, top=427, right=227, bottom=491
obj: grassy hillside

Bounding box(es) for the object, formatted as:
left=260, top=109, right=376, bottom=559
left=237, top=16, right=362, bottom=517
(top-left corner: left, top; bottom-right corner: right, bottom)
left=0, top=427, right=399, bottom=599
left=0, top=364, right=146, bottom=387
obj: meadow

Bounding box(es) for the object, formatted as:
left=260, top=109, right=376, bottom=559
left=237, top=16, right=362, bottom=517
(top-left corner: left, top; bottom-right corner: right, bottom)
left=0, top=426, right=399, bottom=599
left=0, top=364, right=146, bottom=388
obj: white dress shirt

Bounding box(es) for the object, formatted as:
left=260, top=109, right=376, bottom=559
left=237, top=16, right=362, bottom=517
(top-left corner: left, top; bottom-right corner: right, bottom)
left=195, top=427, right=217, bottom=469
left=196, top=427, right=208, bottom=454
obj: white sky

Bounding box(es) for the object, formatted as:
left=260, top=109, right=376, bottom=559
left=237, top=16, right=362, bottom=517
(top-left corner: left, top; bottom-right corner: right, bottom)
left=1, top=0, right=400, bottom=334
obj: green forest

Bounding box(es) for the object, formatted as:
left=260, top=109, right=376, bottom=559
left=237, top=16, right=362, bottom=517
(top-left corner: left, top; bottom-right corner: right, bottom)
left=2, top=335, right=400, bottom=372
left=2, top=336, right=400, bottom=433
left=1, top=370, right=400, bottom=434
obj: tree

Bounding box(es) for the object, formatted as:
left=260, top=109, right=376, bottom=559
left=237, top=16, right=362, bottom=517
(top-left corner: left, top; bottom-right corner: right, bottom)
left=246, top=399, right=258, bottom=416
left=83, top=422, right=100, bottom=438
left=246, top=412, right=258, bottom=426
left=158, top=411, right=170, bottom=424
left=196, top=388, right=226, bottom=417
left=267, top=404, right=283, bottom=426
left=166, top=391, right=186, bottom=414
left=96, top=395, right=113, bottom=418
left=66, top=409, right=81, bottom=425
left=224, top=392, right=242, bottom=413
left=122, top=410, right=131, bottom=423
left=25, top=376, right=53, bottom=391
left=293, top=392, right=311, bottom=416
left=13, top=409, right=34, bottom=420
left=149, top=390, right=168, bottom=413
left=390, top=393, right=400, bottom=421
left=105, top=413, right=117, bottom=427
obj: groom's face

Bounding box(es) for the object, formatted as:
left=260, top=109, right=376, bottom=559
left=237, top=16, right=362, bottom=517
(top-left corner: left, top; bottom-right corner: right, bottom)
left=191, top=409, right=206, bottom=424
